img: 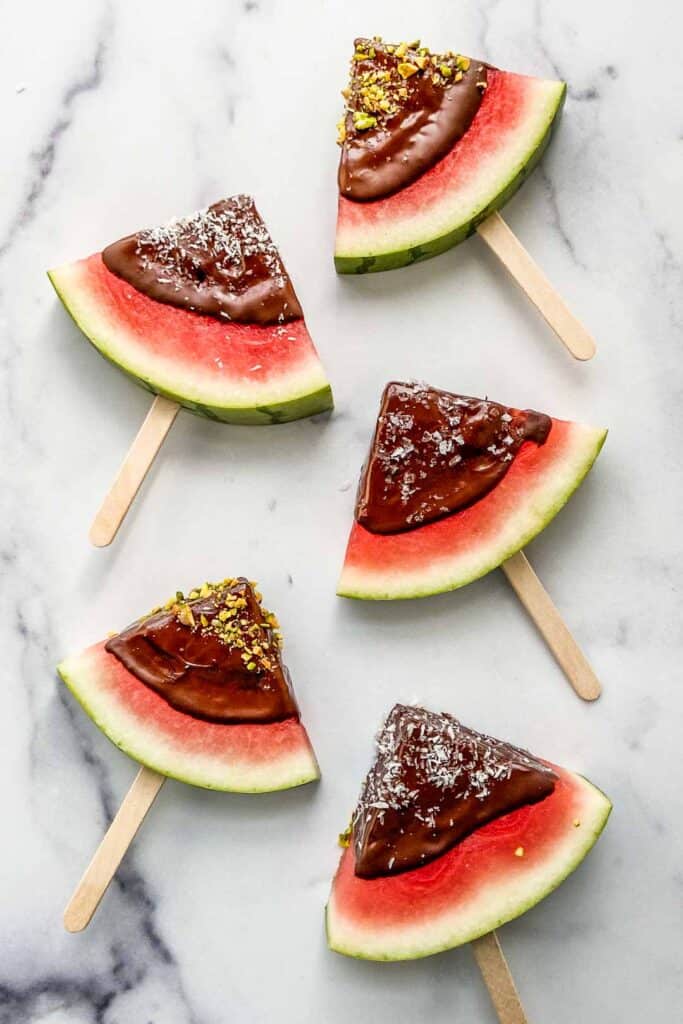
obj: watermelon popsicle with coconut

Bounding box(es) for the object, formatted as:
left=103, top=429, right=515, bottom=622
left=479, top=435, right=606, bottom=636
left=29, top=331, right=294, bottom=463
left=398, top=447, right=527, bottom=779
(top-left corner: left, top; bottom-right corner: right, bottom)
left=338, top=381, right=607, bottom=699
left=48, top=195, right=333, bottom=546
left=327, top=704, right=611, bottom=1019
left=335, top=37, right=595, bottom=360
left=58, top=576, right=319, bottom=931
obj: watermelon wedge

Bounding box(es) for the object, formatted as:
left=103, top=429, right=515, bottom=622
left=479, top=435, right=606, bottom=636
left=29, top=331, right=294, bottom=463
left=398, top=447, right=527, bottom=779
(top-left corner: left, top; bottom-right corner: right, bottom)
left=49, top=201, right=333, bottom=424
left=327, top=764, right=610, bottom=960
left=326, top=704, right=611, bottom=961
left=335, top=47, right=566, bottom=274
left=58, top=578, right=320, bottom=793
left=58, top=642, right=319, bottom=792
left=339, top=412, right=606, bottom=601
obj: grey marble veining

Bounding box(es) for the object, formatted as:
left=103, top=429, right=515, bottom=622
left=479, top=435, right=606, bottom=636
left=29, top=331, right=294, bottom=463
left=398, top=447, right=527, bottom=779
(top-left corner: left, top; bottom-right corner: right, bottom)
left=1, top=0, right=681, bottom=1021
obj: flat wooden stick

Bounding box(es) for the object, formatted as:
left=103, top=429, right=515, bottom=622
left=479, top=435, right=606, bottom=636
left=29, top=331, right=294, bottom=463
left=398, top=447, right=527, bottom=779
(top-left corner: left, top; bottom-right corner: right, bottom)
left=501, top=550, right=601, bottom=701
left=471, top=931, right=528, bottom=1024
left=64, top=765, right=165, bottom=932
left=476, top=211, right=596, bottom=361
left=89, top=395, right=179, bottom=547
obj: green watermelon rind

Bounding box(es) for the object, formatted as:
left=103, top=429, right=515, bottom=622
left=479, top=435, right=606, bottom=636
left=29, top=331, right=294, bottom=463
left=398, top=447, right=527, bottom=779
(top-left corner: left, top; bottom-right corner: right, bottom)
left=326, top=773, right=611, bottom=961
left=58, top=651, right=320, bottom=794
left=334, top=80, right=566, bottom=274
left=337, top=424, right=607, bottom=601
left=47, top=268, right=334, bottom=426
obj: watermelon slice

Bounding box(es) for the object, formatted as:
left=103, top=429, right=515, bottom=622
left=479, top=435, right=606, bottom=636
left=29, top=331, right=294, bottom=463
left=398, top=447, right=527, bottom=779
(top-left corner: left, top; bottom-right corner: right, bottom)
left=328, top=767, right=610, bottom=960
left=334, top=39, right=566, bottom=274
left=338, top=385, right=606, bottom=600
left=58, top=580, right=319, bottom=793
left=326, top=706, right=611, bottom=961
left=49, top=198, right=333, bottom=424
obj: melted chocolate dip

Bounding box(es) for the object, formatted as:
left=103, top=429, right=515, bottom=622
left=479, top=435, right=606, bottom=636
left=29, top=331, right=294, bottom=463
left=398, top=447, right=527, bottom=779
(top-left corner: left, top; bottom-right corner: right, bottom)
left=102, top=195, right=303, bottom=324
left=106, top=578, right=299, bottom=724
left=353, top=705, right=557, bottom=878
left=338, top=38, right=488, bottom=201
left=356, top=382, right=552, bottom=534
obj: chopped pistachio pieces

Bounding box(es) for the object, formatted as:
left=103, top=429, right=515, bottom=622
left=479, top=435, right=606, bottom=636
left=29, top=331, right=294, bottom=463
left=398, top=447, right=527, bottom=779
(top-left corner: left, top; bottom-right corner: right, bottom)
left=397, top=61, right=419, bottom=79
left=337, top=36, right=479, bottom=145
left=177, top=605, right=196, bottom=628
left=338, top=821, right=353, bottom=848
left=353, top=111, right=378, bottom=130
left=150, top=578, right=283, bottom=674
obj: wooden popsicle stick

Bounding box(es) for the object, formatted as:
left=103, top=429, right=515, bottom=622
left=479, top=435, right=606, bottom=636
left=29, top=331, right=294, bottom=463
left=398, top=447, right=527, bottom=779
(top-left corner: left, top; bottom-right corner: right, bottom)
left=64, top=765, right=165, bottom=932
left=476, top=211, right=596, bottom=361
left=471, top=931, right=528, bottom=1024
left=89, top=395, right=180, bottom=547
left=501, top=550, right=601, bottom=701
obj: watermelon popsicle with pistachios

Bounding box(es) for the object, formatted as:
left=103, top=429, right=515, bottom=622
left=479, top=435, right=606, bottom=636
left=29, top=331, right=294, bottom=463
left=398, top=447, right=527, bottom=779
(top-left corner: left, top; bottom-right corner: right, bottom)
left=334, top=37, right=595, bottom=358
left=338, top=382, right=606, bottom=699
left=59, top=577, right=319, bottom=930
left=48, top=195, right=333, bottom=545
left=326, top=703, right=611, bottom=961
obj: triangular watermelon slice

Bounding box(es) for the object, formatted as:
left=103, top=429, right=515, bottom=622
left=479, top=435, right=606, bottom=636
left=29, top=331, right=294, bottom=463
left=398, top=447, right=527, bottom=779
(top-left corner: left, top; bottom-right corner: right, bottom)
left=58, top=578, right=319, bottom=793
left=338, top=382, right=606, bottom=599
left=49, top=196, right=333, bottom=424
left=326, top=705, right=611, bottom=961
left=334, top=37, right=566, bottom=273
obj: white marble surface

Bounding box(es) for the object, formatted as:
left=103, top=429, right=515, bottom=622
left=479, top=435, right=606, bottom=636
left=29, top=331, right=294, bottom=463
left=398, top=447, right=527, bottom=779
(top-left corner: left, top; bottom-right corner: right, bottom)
left=1, top=0, right=681, bottom=1020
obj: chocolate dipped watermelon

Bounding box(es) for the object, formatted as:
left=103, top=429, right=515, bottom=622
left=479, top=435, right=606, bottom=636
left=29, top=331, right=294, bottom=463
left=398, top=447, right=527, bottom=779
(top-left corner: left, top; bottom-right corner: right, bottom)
left=49, top=195, right=333, bottom=423
left=338, top=382, right=606, bottom=600
left=335, top=37, right=566, bottom=273
left=58, top=578, right=319, bottom=792
left=327, top=704, right=611, bottom=960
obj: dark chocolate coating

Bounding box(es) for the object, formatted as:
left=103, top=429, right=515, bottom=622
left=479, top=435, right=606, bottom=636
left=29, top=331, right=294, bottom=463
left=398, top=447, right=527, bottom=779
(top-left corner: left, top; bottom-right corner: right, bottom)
left=102, top=195, right=302, bottom=325
left=106, top=579, right=298, bottom=724
left=353, top=705, right=557, bottom=878
left=355, top=382, right=551, bottom=534
left=339, top=40, right=488, bottom=201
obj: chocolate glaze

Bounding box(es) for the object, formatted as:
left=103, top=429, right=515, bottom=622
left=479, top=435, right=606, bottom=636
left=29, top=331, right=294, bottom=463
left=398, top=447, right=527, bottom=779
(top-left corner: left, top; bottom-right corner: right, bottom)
left=102, top=195, right=303, bottom=325
left=105, top=578, right=299, bottom=724
left=338, top=39, right=488, bottom=201
left=353, top=704, right=557, bottom=878
left=355, top=382, right=552, bottom=534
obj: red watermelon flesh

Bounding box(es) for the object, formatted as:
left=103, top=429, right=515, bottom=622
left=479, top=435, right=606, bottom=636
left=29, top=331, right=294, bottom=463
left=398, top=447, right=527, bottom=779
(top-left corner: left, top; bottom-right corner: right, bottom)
left=58, top=641, right=319, bottom=793
left=335, top=66, right=566, bottom=273
left=48, top=254, right=333, bottom=424
left=338, top=416, right=607, bottom=600
left=327, top=765, right=611, bottom=960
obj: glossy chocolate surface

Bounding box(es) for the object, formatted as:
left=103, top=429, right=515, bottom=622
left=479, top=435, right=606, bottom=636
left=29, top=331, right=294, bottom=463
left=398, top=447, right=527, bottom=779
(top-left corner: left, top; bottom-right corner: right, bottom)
left=338, top=38, right=487, bottom=201
left=353, top=704, right=557, bottom=878
left=102, top=195, right=303, bottom=324
left=106, top=578, right=299, bottom=724
left=355, top=381, right=552, bottom=534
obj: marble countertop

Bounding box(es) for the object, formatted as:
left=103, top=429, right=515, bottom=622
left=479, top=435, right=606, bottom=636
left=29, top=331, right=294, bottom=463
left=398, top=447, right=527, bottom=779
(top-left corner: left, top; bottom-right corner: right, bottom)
left=2, top=1, right=681, bottom=1021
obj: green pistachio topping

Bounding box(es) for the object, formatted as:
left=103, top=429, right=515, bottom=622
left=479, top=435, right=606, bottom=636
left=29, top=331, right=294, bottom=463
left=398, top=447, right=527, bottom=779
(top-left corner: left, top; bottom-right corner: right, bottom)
left=337, top=36, right=480, bottom=146
left=149, top=578, right=283, bottom=674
